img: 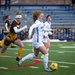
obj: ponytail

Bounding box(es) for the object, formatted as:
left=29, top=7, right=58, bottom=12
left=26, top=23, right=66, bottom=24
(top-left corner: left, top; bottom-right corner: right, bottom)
left=33, top=10, right=43, bottom=22
left=3, top=15, right=9, bottom=20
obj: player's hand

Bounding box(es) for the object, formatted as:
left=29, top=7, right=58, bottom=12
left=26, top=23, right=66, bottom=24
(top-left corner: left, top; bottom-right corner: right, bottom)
left=52, top=34, right=56, bottom=36
left=24, top=25, right=27, bottom=29
left=28, top=35, right=31, bottom=39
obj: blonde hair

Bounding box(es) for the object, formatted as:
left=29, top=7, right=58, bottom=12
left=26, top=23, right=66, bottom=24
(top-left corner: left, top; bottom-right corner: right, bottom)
left=32, top=10, right=43, bottom=22
left=16, top=12, right=21, bottom=15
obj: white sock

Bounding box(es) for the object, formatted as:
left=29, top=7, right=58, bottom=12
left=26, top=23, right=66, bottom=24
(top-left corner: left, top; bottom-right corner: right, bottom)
left=47, top=48, right=49, bottom=51
left=22, top=53, right=36, bottom=62
left=43, top=54, right=48, bottom=69
left=47, top=48, right=49, bottom=55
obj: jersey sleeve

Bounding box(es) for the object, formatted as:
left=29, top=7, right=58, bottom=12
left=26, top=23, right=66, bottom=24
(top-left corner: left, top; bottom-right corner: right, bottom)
left=5, top=23, right=9, bottom=31
left=44, top=22, right=52, bottom=32
left=29, top=21, right=40, bottom=36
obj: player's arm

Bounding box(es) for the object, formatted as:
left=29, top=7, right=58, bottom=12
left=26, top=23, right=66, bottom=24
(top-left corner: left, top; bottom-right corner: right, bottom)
left=29, top=22, right=40, bottom=36
left=13, top=25, right=27, bottom=33
left=5, top=23, right=9, bottom=31
left=28, top=22, right=39, bottom=39
left=44, top=28, right=52, bottom=32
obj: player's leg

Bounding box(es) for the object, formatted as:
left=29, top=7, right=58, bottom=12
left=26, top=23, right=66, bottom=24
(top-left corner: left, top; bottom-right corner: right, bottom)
left=0, top=45, right=8, bottom=55
left=41, top=39, right=50, bottom=58
left=0, top=36, right=6, bottom=47
left=18, top=47, right=39, bottom=65
left=0, top=37, right=10, bottom=55
left=0, top=39, right=4, bottom=48
left=14, top=39, right=24, bottom=61
left=44, top=39, right=50, bottom=52
left=38, top=45, right=52, bottom=72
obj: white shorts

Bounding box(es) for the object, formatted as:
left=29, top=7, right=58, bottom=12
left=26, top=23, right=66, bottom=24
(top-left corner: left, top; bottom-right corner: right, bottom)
left=32, top=42, right=44, bottom=49
left=43, top=37, right=49, bottom=43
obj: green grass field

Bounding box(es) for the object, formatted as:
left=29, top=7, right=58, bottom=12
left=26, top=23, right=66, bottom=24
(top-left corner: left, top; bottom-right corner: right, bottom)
left=0, top=42, right=75, bottom=75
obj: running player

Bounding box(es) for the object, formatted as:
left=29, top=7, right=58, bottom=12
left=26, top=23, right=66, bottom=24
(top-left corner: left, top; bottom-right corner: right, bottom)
left=0, top=15, right=16, bottom=48
left=0, top=15, right=11, bottom=48
left=41, top=15, right=54, bottom=58
left=18, top=10, right=52, bottom=72
left=0, top=12, right=27, bottom=61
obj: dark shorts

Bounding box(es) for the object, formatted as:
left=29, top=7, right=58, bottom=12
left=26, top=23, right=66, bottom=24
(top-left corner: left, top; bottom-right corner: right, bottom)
left=4, top=33, right=18, bottom=46
left=4, top=37, right=18, bottom=46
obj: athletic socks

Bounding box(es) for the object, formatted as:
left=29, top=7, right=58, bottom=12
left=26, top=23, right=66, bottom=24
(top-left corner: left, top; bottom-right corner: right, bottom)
left=0, top=51, right=2, bottom=55
left=22, top=53, right=36, bottom=62
left=41, top=48, right=49, bottom=58
left=43, top=54, right=48, bottom=69
left=0, top=39, right=4, bottom=46
left=17, top=47, right=24, bottom=58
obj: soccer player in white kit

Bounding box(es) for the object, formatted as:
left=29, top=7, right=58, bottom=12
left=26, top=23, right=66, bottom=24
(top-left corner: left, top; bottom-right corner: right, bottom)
left=41, top=15, right=53, bottom=58
left=18, top=10, right=52, bottom=72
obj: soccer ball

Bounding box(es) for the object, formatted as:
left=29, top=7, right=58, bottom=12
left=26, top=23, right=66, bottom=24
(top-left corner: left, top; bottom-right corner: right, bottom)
left=50, top=62, right=58, bottom=71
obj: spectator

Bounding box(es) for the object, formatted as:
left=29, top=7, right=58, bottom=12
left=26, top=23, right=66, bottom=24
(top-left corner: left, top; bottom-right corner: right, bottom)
left=0, top=0, right=1, bottom=9
left=5, top=0, right=11, bottom=10
left=71, top=0, right=75, bottom=9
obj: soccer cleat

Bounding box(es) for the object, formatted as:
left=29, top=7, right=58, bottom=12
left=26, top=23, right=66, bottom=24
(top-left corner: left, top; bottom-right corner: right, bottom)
left=16, top=57, right=20, bottom=61
left=18, top=58, right=23, bottom=66
left=44, top=67, right=52, bottom=72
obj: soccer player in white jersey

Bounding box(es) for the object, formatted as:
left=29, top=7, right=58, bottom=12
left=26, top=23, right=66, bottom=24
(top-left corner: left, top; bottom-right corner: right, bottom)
left=41, top=15, right=53, bottom=58
left=18, top=10, right=52, bottom=72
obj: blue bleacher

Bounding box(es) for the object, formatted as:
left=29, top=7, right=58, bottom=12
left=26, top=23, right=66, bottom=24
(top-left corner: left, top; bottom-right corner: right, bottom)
left=0, top=4, right=75, bottom=40
left=19, top=5, right=75, bottom=23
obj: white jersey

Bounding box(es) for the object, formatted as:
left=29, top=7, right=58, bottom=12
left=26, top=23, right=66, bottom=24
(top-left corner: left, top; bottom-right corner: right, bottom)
left=43, top=21, right=52, bottom=37
left=29, top=20, right=44, bottom=48
left=43, top=21, right=52, bottom=43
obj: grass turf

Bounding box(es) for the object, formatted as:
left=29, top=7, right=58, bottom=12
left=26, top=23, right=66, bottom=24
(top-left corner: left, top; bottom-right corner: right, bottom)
left=0, top=42, right=75, bottom=75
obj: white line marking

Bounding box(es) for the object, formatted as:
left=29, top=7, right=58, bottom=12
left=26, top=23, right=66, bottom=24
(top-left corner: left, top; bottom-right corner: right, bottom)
left=27, top=44, right=32, bottom=46
left=30, top=66, right=39, bottom=69
left=0, top=67, right=8, bottom=70
left=59, top=66, right=70, bottom=68
left=58, top=44, right=63, bottom=46
left=57, top=51, right=64, bottom=54
left=60, top=46, right=75, bottom=48
left=38, top=59, right=75, bottom=65
left=7, top=48, right=75, bottom=53
left=49, top=50, right=75, bottom=53
left=0, top=56, right=15, bottom=58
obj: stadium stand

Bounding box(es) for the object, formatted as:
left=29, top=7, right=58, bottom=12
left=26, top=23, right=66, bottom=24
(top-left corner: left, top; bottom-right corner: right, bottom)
left=0, top=0, right=75, bottom=41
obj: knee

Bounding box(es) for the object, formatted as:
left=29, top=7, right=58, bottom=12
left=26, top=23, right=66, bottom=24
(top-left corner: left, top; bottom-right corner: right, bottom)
left=48, top=44, right=50, bottom=48
left=20, top=44, right=24, bottom=48
left=46, top=42, right=50, bottom=48
left=1, top=51, right=4, bottom=54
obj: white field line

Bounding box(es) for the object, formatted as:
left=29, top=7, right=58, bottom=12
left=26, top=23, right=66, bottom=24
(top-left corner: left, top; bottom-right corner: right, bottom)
left=7, top=48, right=75, bottom=53
left=60, top=46, right=75, bottom=48
left=0, top=55, right=75, bottom=66
left=30, top=66, right=39, bottom=69
left=38, top=59, right=75, bottom=65
left=59, top=66, right=70, bottom=68
left=49, top=50, right=75, bottom=53
left=0, top=67, right=8, bottom=69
